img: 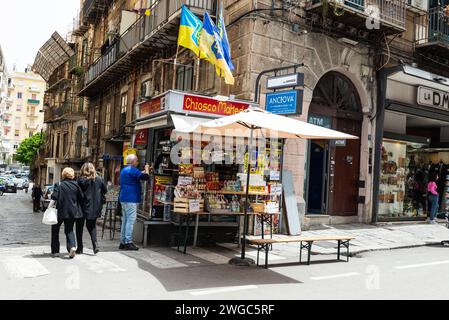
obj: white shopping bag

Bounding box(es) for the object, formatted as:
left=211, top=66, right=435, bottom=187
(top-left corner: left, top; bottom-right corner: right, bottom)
left=42, top=200, right=58, bottom=225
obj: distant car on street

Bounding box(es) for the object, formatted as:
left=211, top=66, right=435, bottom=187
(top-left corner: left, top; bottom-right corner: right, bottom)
left=13, top=178, right=25, bottom=190
left=4, top=179, right=17, bottom=193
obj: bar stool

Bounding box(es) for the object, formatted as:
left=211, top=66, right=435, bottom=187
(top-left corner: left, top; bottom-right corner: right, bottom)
left=101, top=200, right=120, bottom=240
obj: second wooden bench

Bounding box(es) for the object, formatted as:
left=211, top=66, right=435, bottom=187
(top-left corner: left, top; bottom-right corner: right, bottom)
left=248, top=235, right=355, bottom=268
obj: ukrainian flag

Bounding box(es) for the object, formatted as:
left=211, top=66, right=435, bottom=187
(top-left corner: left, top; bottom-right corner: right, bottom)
left=177, top=5, right=203, bottom=57
left=199, top=12, right=235, bottom=85
left=217, top=2, right=234, bottom=71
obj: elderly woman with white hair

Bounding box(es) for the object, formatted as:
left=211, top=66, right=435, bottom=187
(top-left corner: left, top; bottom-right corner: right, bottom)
left=119, top=154, right=151, bottom=250
left=50, top=167, right=85, bottom=258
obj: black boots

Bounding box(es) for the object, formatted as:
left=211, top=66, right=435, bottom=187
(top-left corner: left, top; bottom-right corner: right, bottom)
left=93, top=242, right=100, bottom=254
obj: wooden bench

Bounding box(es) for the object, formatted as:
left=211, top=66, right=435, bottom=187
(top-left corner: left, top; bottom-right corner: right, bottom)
left=248, top=235, right=355, bottom=269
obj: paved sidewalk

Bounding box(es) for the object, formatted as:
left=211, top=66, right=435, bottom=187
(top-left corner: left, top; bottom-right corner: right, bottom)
left=247, top=222, right=449, bottom=257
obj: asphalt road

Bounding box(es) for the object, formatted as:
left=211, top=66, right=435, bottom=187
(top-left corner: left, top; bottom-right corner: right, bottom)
left=1, top=191, right=449, bottom=300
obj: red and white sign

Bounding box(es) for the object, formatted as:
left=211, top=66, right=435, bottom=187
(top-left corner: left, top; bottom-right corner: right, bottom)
left=134, top=129, right=148, bottom=145
left=183, top=95, right=249, bottom=116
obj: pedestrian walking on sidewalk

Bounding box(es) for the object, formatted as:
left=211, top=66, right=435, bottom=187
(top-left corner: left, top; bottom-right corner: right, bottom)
left=32, top=183, right=43, bottom=212
left=51, top=167, right=85, bottom=258
left=428, top=172, right=439, bottom=224
left=76, top=163, right=107, bottom=255
left=119, top=154, right=151, bottom=251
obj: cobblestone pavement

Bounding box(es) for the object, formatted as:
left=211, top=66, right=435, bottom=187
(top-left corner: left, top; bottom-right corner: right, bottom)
left=0, top=191, right=49, bottom=247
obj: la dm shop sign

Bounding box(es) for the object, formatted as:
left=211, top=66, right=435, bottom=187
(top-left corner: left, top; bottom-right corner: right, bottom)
left=265, top=90, right=303, bottom=115
left=183, top=95, right=249, bottom=116
left=417, top=86, right=449, bottom=109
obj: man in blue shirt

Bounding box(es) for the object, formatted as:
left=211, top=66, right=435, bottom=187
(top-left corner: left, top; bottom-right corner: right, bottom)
left=119, top=154, right=151, bottom=250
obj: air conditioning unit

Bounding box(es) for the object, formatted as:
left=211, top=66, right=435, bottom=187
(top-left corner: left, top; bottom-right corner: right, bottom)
left=407, top=0, right=428, bottom=12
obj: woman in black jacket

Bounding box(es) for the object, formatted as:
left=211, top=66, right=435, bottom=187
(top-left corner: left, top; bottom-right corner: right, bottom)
left=76, top=162, right=107, bottom=254
left=51, top=167, right=85, bottom=259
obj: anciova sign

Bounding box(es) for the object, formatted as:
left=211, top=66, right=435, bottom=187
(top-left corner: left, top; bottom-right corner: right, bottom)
left=267, top=73, right=304, bottom=90
left=417, top=86, right=449, bottom=109
left=265, top=89, right=303, bottom=115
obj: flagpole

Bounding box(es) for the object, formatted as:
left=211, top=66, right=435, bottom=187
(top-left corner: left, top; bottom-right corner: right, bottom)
left=195, top=58, right=200, bottom=91
left=172, top=45, right=180, bottom=90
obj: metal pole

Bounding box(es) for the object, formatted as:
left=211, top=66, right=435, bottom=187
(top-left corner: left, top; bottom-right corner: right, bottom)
left=241, top=126, right=254, bottom=259
left=254, top=63, right=304, bottom=104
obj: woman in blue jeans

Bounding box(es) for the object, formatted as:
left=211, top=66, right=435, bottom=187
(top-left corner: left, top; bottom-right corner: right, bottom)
left=427, top=172, right=439, bottom=224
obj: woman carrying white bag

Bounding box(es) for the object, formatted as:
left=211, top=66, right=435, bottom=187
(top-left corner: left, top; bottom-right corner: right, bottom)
left=42, top=200, right=58, bottom=225
left=48, top=168, right=85, bottom=258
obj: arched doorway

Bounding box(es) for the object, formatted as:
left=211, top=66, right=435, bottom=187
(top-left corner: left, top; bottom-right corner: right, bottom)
left=306, top=71, right=363, bottom=216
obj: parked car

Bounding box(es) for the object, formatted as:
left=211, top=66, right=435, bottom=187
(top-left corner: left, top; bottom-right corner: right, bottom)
left=13, top=178, right=25, bottom=190
left=41, top=185, right=54, bottom=210
left=4, top=179, right=17, bottom=193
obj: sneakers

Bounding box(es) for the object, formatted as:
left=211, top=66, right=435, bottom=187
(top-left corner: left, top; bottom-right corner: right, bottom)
left=76, top=248, right=83, bottom=254
left=430, top=219, right=438, bottom=224
left=51, top=253, right=60, bottom=258
left=69, top=247, right=76, bottom=259
left=119, top=243, right=126, bottom=250
left=125, top=243, right=139, bottom=251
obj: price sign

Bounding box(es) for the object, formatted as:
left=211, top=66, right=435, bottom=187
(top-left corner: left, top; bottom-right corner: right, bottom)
left=189, top=199, right=200, bottom=213
left=178, top=176, right=193, bottom=186
left=270, top=184, right=282, bottom=196
left=265, top=201, right=279, bottom=214
left=270, top=170, right=280, bottom=181
left=249, top=186, right=267, bottom=193
left=212, top=150, right=224, bottom=163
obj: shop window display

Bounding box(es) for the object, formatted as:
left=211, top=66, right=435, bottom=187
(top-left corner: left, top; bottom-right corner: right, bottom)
left=379, top=139, right=429, bottom=218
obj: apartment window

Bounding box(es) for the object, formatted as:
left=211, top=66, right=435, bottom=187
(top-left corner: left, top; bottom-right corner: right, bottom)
left=14, top=130, right=19, bottom=137
left=15, top=117, right=21, bottom=127
left=17, top=92, right=22, bottom=99
left=176, top=64, right=194, bottom=91
left=63, top=133, right=68, bottom=157
left=13, top=145, right=18, bottom=150
left=29, top=132, right=33, bottom=138
left=120, top=93, right=128, bottom=114
left=105, top=102, right=111, bottom=134
left=16, top=106, right=22, bottom=112
left=32, top=94, right=37, bottom=100
left=93, top=107, right=99, bottom=139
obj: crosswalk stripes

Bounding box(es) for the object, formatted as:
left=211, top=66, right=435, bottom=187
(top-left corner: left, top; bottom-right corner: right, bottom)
left=0, top=243, right=271, bottom=279
left=0, top=256, right=50, bottom=279
left=123, top=250, right=188, bottom=269
left=75, top=253, right=126, bottom=273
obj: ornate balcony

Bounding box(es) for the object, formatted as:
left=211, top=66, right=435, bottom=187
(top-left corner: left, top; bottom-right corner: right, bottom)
left=80, top=0, right=215, bottom=96
left=82, top=0, right=112, bottom=25
left=415, top=7, right=449, bottom=62
left=306, top=0, right=406, bottom=38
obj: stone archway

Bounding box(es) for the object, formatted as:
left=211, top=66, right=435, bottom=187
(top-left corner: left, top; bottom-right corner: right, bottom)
left=306, top=71, right=363, bottom=216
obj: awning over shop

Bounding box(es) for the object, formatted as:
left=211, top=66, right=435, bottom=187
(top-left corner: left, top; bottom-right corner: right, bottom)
left=183, top=107, right=358, bottom=140
left=134, top=114, right=169, bottom=131
left=171, top=114, right=213, bottom=133
left=134, top=113, right=216, bottom=131
left=388, top=65, right=449, bottom=91
left=32, top=32, right=74, bottom=82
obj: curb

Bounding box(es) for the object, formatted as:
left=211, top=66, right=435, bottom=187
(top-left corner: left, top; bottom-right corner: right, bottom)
left=310, top=241, right=445, bottom=257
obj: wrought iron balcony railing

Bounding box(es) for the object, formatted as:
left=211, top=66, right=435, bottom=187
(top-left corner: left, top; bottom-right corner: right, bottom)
left=84, top=0, right=214, bottom=87
left=415, top=7, right=449, bottom=47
